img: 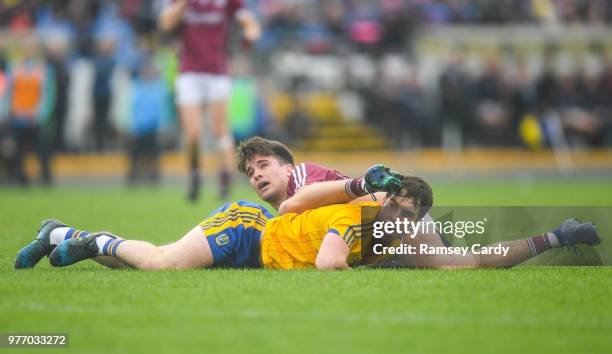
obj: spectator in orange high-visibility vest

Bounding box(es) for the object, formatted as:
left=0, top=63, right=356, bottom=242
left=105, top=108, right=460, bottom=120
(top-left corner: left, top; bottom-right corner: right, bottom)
left=3, top=35, right=56, bottom=185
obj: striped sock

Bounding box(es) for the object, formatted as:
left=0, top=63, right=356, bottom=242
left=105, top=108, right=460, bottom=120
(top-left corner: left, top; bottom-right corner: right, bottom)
left=50, top=227, right=90, bottom=245
left=345, top=177, right=367, bottom=198
left=526, top=233, right=560, bottom=256
left=98, top=237, right=124, bottom=257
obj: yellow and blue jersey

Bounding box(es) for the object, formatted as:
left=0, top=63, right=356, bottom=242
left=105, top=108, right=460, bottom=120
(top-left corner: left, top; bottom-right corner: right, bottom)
left=200, top=200, right=274, bottom=268
left=260, top=202, right=379, bottom=269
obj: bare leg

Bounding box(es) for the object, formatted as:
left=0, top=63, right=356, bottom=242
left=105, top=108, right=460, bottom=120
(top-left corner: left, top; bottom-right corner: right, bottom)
left=395, top=229, right=557, bottom=268
left=396, top=230, right=479, bottom=268
left=180, top=104, right=204, bottom=148
left=114, top=226, right=213, bottom=270
left=180, top=104, right=204, bottom=201
left=93, top=256, right=130, bottom=269
left=210, top=100, right=234, bottom=172
left=473, top=239, right=533, bottom=267
left=210, top=100, right=234, bottom=199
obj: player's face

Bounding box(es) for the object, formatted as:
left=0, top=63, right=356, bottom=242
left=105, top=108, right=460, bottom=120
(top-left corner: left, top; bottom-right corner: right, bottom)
left=379, top=195, right=419, bottom=222
left=245, top=154, right=292, bottom=204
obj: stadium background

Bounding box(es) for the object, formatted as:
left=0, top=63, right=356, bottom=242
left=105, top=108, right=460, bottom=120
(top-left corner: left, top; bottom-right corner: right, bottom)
left=0, top=1, right=611, bottom=354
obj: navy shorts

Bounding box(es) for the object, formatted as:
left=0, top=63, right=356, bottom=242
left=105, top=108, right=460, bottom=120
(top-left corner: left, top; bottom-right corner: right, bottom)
left=200, top=200, right=274, bottom=268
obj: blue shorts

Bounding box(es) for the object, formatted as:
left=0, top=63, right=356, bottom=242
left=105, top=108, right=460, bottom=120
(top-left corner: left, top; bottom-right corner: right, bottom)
left=200, top=200, right=274, bottom=268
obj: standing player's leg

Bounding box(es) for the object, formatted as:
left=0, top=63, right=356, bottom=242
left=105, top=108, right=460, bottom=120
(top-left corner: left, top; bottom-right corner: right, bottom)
left=49, top=226, right=214, bottom=270
left=180, top=104, right=204, bottom=202
left=13, top=125, right=32, bottom=185
left=176, top=74, right=205, bottom=202
left=208, top=75, right=234, bottom=200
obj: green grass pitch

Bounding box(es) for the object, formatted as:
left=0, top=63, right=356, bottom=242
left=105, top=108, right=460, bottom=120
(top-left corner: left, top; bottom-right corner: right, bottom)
left=1, top=178, right=611, bottom=354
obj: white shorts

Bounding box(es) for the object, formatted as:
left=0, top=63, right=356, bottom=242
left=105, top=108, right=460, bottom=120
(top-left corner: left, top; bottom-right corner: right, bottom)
left=176, top=73, right=231, bottom=105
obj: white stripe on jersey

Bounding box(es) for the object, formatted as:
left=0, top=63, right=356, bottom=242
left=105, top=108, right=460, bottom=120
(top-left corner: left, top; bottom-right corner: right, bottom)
left=295, top=163, right=302, bottom=188
left=298, top=163, right=307, bottom=188
left=292, top=165, right=299, bottom=189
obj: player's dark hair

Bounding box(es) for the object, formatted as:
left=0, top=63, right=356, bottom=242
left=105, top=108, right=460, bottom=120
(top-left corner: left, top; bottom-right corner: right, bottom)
left=237, top=136, right=295, bottom=174
left=389, top=175, right=434, bottom=220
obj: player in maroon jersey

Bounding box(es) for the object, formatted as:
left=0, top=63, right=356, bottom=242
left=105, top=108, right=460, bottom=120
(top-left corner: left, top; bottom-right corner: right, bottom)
left=159, top=0, right=261, bottom=202
left=236, top=136, right=388, bottom=214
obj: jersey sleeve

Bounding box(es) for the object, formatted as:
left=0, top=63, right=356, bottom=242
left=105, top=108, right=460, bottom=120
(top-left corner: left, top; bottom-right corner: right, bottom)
left=286, top=162, right=349, bottom=197
left=325, top=207, right=363, bottom=249
left=327, top=222, right=359, bottom=249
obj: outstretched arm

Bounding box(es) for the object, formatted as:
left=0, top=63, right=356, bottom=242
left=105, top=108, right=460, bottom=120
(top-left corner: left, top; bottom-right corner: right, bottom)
left=279, top=163, right=400, bottom=215
left=279, top=180, right=384, bottom=215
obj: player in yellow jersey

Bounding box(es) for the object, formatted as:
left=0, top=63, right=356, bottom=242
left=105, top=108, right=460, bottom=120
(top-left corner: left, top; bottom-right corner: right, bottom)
left=16, top=200, right=274, bottom=270
left=19, top=174, right=430, bottom=270
left=260, top=202, right=379, bottom=269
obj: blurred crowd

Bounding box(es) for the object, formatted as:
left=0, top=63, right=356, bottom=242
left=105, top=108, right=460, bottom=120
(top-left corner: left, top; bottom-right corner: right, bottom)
left=0, top=0, right=611, bottom=184
left=269, top=47, right=612, bottom=149
left=0, top=1, right=174, bottom=185
left=256, top=0, right=612, bottom=56
left=432, top=49, right=611, bottom=148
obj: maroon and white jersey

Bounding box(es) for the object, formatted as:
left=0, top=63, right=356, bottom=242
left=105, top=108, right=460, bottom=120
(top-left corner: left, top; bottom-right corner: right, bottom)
left=287, top=163, right=348, bottom=197
left=169, top=0, right=244, bottom=74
